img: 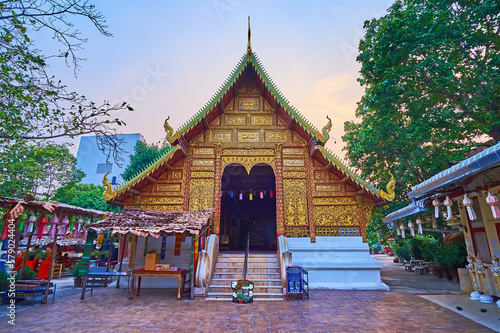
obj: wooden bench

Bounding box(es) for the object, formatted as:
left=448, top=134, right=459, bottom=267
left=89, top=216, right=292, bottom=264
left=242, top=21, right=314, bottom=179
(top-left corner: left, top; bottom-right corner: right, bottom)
left=2, top=281, right=56, bottom=305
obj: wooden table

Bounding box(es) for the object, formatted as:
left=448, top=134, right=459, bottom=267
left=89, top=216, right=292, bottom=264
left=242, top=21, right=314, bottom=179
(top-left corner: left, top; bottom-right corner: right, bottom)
left=131, top=269, right=188, bottom=300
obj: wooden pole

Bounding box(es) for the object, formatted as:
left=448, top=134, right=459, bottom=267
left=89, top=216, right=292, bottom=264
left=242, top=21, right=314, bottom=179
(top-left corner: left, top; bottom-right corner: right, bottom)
left=43, top=211, right=60, bottom=304
left=116, top=233, right=127, bottom=288
left=106, top=233, right=113, bottom=272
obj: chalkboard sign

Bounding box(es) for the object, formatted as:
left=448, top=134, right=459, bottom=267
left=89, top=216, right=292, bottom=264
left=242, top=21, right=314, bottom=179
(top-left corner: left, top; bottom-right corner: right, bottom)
left=286, top=266, right=303, bottom=294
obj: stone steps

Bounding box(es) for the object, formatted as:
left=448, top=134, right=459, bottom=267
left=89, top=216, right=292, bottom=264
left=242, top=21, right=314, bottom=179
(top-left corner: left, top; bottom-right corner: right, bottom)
left=207, top=253, right=284, bottom=301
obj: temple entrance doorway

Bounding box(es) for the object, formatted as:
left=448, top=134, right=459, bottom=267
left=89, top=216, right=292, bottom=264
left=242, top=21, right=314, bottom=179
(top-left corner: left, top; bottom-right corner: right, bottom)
left=220, top=163, right=277, bottom=251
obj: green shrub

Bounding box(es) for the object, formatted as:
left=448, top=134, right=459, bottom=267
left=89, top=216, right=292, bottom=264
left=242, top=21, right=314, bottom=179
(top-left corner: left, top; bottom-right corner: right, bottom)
left=0, top=269, right=9, bottom=291
left=392, top=238, right=411, bottom=260
left=414, top=235, right=440, bottom=262
left=17, top=266, right=36, bottom=280
left=435, top=242, right=467, bottom=268
left=72, top=262, right=86, bottom=278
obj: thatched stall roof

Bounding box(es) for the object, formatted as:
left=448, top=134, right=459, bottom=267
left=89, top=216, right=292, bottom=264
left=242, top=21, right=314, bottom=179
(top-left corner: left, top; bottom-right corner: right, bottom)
left=0, top=196, right=111, bottom=218
left=19, top=235, right=86, bottom=247
left=85, top=208, right=213, bottom=238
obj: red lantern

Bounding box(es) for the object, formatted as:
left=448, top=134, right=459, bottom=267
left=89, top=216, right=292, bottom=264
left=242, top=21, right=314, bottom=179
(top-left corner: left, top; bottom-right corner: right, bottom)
left=37, top=214, right=49, bottom=240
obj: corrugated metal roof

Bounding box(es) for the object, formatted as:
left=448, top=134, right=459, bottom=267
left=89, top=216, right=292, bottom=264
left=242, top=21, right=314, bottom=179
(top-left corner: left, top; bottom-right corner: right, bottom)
left=408, top=142, right=500, bottom=200
left=382, top=199, right=427, bottom=224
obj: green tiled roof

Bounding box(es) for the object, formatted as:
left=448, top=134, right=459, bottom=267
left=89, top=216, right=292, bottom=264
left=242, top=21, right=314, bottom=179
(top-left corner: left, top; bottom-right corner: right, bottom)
left=318, top=146, right=382, bottom=198
left=115, top=146, right=178, bottom=195
left=176, top=53, right=320, bottom=138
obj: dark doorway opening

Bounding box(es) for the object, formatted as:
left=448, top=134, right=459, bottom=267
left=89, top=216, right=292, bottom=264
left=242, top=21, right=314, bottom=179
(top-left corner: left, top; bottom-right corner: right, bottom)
left=220, top=164, right=277, bottom=251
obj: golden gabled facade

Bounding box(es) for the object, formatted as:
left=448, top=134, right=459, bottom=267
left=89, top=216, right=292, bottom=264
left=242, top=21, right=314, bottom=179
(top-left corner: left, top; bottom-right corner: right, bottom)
left=107, top=43, right=387, bottom=245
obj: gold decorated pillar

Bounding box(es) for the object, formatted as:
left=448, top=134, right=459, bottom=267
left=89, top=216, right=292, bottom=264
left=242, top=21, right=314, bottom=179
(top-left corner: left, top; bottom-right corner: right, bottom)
left=304, top=154, right=316, bottom=242
left=356, top=195, right=368, bottom=242
left=274, top=144, right=285, bottom=236
left=212, top=144, right=223, bottom=235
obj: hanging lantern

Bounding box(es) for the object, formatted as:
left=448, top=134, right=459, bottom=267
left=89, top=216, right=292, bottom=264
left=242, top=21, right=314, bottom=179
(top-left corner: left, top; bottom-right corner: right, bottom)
left=18, top=212, right=27, bottom=233
left=49, top=215, right=59, bottom=241
left=249, top=191, right=253, bottom=200
left=25, top=214, right=36, bottom=237
left=37, top=214, right=49, bottom=240
left=69, top=216, right=76, bottom=231
left=0, top=214, right=9, bottom=240
left=416, top=218, right=423, bottom=235
left=230, top=190, right=234, bottom=198
left=486, top=192, right=500, bottom=219
left=239, top=192, right=243, bottom=200
left=462, top=194, right=477, bottom=221
left=443, top=196, right=453, bottom=220
left=260, top=191, right=264, bottom=199
left=82, top=218, right=89, bottom=241
left=59, top=216, right=70, bottom=240
left=408, top=221, right=415, bottom=237
left=400, top=223, right=405, bottom=239
left=96, top=231, right=104, bottom=249
left=432, top=198, right=440, bottom=218
left=396, top=227, right=401, bottom=236
left=270, top=190, right=274, bottom=198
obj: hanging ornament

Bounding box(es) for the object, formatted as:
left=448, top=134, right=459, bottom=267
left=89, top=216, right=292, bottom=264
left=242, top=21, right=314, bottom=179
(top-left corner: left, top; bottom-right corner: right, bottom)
left=239, top=192, right=243, bottom=200
left=396, top=227, right=401, bottom=236
left=59, top=216, right=70, bottom=240
left=270, top=190, right=274, bottom=198
left=432, top=215, right=437, bottom=229
left=25, top=214, right=36, bottom=237
left=462, top=194, right=477, bottom=221
left=18, top=212, right=27, bottom=233
left=416, top=218, right=423, bottom=235
left=249, top=191, right=253, bottom=200
left=432, top=198, right=440, bottom=218
left=49, top=215, right=59, bottom=241
left=400, top=223, right=405, bottom=239
left=486, top=192, right=500, bottom=219
left=96, top=231, right=103, bottom=249
left=408, top=221, right=415, bottom=237
left=37, top=214, right=49, bottom=240
left=230, top=190, right=234, bottom=198
left=444, top=196, right=453, bottom=220
left=260, top=191, right=263, bottom=199
left=82, top=219, right=90, bottom=241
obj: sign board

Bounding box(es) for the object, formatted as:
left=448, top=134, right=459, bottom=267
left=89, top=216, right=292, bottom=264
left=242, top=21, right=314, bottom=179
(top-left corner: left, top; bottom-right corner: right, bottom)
left=286, top=266, right=303, bottom=294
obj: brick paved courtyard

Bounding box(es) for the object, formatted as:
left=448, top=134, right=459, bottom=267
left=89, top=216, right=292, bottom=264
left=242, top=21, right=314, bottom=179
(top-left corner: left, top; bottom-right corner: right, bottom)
left=1, top=288, right=494, bottom=332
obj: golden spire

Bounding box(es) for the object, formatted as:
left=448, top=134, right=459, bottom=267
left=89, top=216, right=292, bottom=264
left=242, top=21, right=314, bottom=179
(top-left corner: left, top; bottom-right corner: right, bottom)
left=247, top=16, right=252, bottom=55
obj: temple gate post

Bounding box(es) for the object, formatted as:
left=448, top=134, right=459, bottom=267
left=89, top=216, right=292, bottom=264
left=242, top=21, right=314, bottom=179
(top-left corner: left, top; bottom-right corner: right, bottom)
left=274, top=144, right=285, bottom=236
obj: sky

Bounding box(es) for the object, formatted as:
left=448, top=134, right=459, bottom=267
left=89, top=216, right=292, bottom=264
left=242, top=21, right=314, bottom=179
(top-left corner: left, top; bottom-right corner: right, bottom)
left=44, top=0, right=394, bottom=161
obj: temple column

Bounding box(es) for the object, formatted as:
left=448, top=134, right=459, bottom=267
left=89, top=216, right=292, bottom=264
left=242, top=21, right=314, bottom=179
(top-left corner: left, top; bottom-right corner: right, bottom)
left=304, top=155, right=316, bottom=243
left=274, top=144, right=285, bottom=236
left=211, top=144, right=223, bottom=235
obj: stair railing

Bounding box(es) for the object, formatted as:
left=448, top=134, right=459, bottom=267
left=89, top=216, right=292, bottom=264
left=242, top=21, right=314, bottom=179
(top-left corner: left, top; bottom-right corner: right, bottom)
left=278, top=235, right=291, bottom=288
left=195, top=234, right=219, bottom=292
left=242, top=232, right=250, bottom=280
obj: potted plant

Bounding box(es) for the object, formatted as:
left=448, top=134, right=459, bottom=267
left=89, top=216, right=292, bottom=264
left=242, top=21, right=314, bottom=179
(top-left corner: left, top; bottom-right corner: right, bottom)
left=392, top=238, right=411, bottom=263
left=436, top=242, right=467, bottom=282
left=72, top=262, right=85, bottom=287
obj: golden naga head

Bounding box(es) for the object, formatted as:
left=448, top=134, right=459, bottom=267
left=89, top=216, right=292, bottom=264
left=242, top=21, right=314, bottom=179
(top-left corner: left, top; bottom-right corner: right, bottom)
left=379, top=172, right=396, bottom=202
left=102, top=171, right=117, bottom=201
left=164, top=116, right=180, bottom=144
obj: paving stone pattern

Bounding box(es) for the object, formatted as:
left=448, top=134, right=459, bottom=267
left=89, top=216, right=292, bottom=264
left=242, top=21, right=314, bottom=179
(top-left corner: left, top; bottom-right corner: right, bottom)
left=0, top=288, right=494, bottom=332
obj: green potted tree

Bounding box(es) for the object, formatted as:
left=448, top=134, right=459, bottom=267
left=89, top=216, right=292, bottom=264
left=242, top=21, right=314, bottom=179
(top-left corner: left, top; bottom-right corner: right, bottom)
left=72, top=262, right=86, bottom=287
left=436, top=242, right=467, bottom=283
left=392, top=238, right=411, bottom=263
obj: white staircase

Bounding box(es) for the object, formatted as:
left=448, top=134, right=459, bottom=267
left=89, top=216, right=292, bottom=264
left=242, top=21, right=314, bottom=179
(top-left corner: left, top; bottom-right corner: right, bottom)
left=206, top=253, right=283, bottom=301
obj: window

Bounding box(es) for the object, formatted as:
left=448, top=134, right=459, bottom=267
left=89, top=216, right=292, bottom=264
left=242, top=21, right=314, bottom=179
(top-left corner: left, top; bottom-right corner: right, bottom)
left=96, top=163, right=112, bottom=174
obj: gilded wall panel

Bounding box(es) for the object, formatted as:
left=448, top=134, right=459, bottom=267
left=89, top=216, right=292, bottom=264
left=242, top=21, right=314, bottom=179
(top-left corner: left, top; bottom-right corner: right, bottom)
left=141, top=196, right=184, bottom=205
left=211, top=131, right=232, bottom=143
left=265, top=131, right=287, bottom=143
left=141, top=204, right=183, bottom=212
left=283, top=171, right=306, bottom=178
left=285, top=226, right=309, bottom=238
left=225, top=116, right=246, bottom=126
left=237, top=131, right=260, bottom=143
left=313, top=205, right=358, bottom=226
left=313, top=197, right=356, bottom=205
left=238, top=98, right=259, bottom=111
left=223, top=148, right=274, bottom=156
left=314, top=171, right=324, bottom=180
left=189, top=178, right=214, bottom=211
left=194, top=148, right=214, bottom=155
left=283, top=159, right=304, bottom=167
left=221, top=156, right=275, bottom=174
left=283, top=179, right=308, bottom=226
left=190, top=171, right=215, bottom=178
left=172, top=171, right=182, bottom=180
left=193, top=159, right=214, bottom=167
left=157, top=184, right=182, bottom=192
left=315, top=184, right=341, bottom=192
left=283, top=148, right=304, bottom=155
left=251, top=116, right=272, bottom=126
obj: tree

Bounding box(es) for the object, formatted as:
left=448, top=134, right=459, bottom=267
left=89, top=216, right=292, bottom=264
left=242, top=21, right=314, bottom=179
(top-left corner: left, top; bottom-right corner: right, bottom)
left=52, top=182, right=120, bottom=212
left=122, top=140, right=172, bottom=182
left=0, top=0, right=133, bottom=182
left=0, top=142, right=82, bottom=197
left=343, top=0, right=500, bottom=196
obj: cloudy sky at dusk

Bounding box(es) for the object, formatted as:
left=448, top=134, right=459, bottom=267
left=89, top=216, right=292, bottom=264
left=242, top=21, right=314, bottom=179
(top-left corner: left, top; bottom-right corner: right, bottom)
left=45, top=0, right=394, bottom=161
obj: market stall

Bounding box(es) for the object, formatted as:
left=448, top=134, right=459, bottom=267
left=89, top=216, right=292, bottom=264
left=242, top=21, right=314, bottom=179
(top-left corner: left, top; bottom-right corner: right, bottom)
left=83, top=208, right=213, bottom=300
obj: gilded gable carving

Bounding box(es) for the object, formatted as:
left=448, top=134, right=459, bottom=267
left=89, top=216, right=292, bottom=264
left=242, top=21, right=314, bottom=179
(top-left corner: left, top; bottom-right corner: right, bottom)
left=251, top=116, right=272, bottom=126
left=238, top=131, right=260, bottom=142
left=314, top=205, right=358, bottom=226
left=265, top=131, right=287, bottom=143
left=225, top=116, right=246, bottom=126
left=194, top=147, right=214, bottom=155
left=211, top=131, right=232, bottom=143
left=189, top=178, right=214, bottom=211
left=238, top=98, right=259, bottom=111
left=157, top=184, right=182, bottom=192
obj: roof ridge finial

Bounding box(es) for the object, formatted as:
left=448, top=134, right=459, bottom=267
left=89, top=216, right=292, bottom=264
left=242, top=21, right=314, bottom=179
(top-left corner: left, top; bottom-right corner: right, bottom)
left=247, top=16, right=252, bottom=55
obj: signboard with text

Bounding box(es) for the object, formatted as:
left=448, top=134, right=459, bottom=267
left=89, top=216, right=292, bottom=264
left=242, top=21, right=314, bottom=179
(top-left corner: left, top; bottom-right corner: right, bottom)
left=286, top=266, right=303, bottom=294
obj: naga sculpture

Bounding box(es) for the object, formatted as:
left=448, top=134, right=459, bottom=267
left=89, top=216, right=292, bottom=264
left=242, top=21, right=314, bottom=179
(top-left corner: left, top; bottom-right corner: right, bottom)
left=102, top=171, right=117, bottom=201
left=164, top=116, right=180, bottom=144
left=379, top=172, right=396, bottom=202
left=315, top=115, right=332, bottom=143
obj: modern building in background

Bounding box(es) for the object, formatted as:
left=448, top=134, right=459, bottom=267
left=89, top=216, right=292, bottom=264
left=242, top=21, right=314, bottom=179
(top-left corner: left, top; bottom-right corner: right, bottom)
left=75, top=133, right=144, bottom=186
